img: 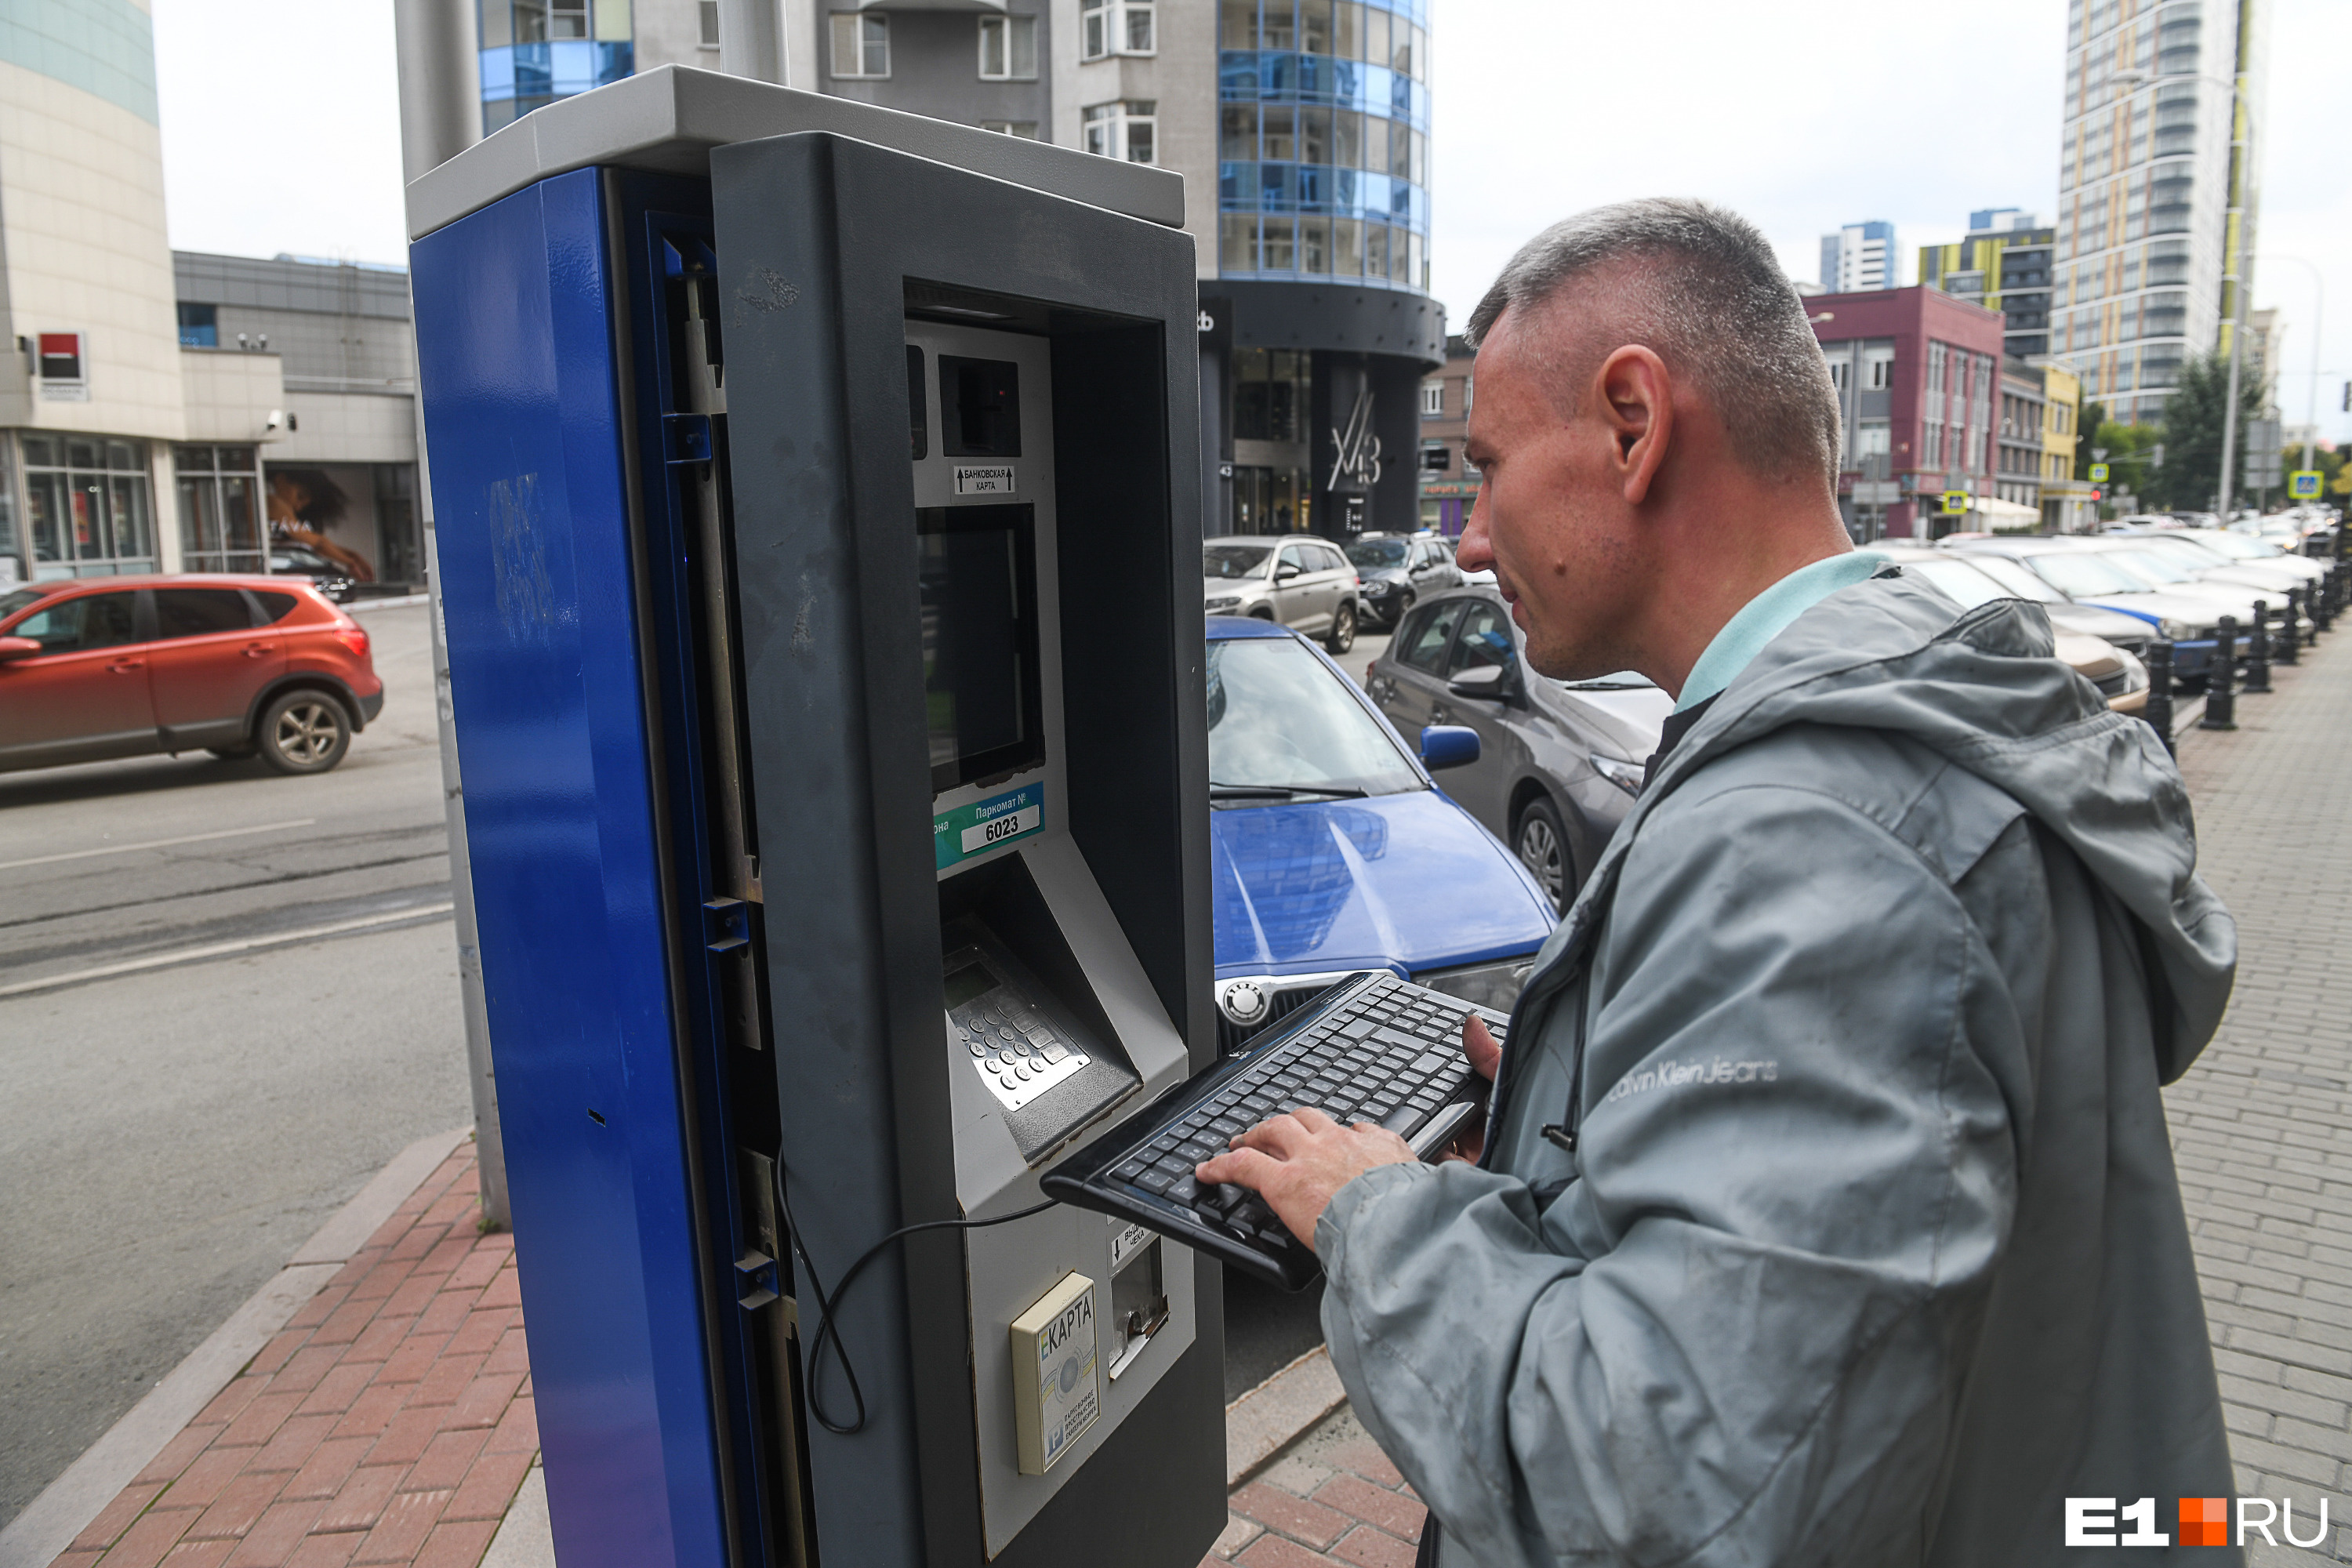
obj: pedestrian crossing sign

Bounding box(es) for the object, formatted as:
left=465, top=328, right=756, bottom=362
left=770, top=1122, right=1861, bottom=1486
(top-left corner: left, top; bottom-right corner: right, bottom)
left=1940, top=491, right=1972, bottom=514
left=2291, top=470, right=2323, bottom=500
left=2089, top=463, right=2111, bottom=482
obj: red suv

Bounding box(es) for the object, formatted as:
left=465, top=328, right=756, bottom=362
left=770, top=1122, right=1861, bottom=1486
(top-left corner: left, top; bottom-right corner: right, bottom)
left=0, top=575, right=383, bottom=775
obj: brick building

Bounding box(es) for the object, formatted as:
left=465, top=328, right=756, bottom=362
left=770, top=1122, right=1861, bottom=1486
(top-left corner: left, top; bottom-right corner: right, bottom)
left=1809, top=285, right=2008, bottom=540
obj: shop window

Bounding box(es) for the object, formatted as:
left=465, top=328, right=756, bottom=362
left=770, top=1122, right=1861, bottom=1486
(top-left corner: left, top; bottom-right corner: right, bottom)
left=25, top=435, right=154, bottom=578
left=178, top=304, right=218, bottom=349
left=978, top=15, right=1037, bottom=79
left=830, top=13, right=889, bottom=77
left=1081, top=0, right=1153, bottom=60
left=175, top=445, right=265, bottom=575
left=1082, top=100, right=1156, bottom=165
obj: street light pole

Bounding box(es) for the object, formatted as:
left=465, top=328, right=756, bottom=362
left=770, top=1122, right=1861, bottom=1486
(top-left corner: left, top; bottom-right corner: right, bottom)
left=2261, top=253, right=2325, bottom=479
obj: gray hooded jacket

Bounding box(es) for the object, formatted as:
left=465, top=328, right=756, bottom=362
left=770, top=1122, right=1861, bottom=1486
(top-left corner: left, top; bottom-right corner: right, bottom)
left=1317, top=572, right=2239, bottom=1566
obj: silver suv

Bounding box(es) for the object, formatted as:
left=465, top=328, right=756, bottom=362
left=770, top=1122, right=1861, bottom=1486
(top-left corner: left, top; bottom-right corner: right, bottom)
left=1203, top=535, right=1362, bottom=652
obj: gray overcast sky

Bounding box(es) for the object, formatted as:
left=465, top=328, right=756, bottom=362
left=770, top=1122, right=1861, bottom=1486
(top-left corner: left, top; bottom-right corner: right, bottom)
left=154, top=0, right=2352, bottom=441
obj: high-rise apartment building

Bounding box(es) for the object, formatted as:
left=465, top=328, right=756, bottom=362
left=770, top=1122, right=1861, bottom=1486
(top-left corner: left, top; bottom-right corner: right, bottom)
left=1820, top=221, right=1896, bottom=292
left=470, top=0, right=1445, bottom=539
left=1918, top=209, right=2057, bottom=359
left=2053, top=0, right=2265, bottom=424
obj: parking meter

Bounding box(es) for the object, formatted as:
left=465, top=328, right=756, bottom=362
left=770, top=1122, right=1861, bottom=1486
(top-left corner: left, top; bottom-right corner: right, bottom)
left=408, top=67, right=1221, bottom=1568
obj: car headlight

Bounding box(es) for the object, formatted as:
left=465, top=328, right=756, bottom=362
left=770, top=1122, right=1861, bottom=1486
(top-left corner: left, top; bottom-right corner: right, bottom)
left=1363, top=579, right=1393, bottom=595
left=1415, top=956, right=1537, bottom=1011
left=2157, top=618, right=2200, bottom=641
left=1206, top=595, right=1242, bottom=612
left=1591, top=752, right=1644, bottom=797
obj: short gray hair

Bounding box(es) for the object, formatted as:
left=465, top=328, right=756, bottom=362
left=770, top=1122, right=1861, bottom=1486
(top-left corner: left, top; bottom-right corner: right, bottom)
left=1465, top=198, right=1842, bottom=488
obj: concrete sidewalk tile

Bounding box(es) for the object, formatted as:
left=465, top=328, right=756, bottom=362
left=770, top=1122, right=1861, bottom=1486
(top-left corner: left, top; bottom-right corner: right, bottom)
left=245, top=1330, right=310, bottom=1381
left=220, top=1394, right=307, bottom=1451
left=447, top=1373, right=523, bottom=1432
left=1208, top=1514, right=1264, bottom=1560
left=221, top=1500, right=327, bottom=1568
left=401, top=1431, right=490, bottom=1495
left=413, top=1294, right=472, bottom=1338
left=372, top=1338, right=445, bottom=1388
left=328, top=1385, right=408, bottom=1443
left=136, top=1424, right=228, bottom=1487
left=346, top=1315, right=414, bottom=1365
left=155, top=1542, right=233, bottom=1568
left=283, top=1288, right=351, bottom=1334
left=281, top=1536, right=360, bottom=1568
left=379, top=1275, right=443, bottom=1321
left=281, top=1438, right=376, bottom=1504
left=92, top=1504, right=199, bottom=1567
left=348, top=1490, right=453, bottom=1566
left=441, top=1448, right=533, bottom=1523
left=53, top=1549, right=106, bottom=1568
left=481, top=1398, right=536, bottom=1457
left=408, top=1353, right=486, bottom=1410
left=186, top=1470, right=287, bottom=1540
left=1230, top=1483, right=1350, bottom=1552
left=409, top=1519, right=497, bottom=1568
left=364, top=1408, right=446, bottom=1469
left=305, top=1298, right=381, bottom=1351
left=263, top=1348, right=346, bottom=1400
left=195, top=1379, right=267, bottom=1431
left=157, top=1446, right=260, bottom=1512
left=1329, top=1525, right=1418, bottom=1568
left=481, top=1328, right=529, bottom=1379
left=473, top=1270, right=522, bottom=1312
left=415, top=1236, right=474, bottom=1279
left=342, top=1257, right=410, bottom=1304
left=1326, top=1442, right=1406, bottom=1490
left=385, top=1226, right=446, bottom=1266
left=1311, top=1475, right=1425, bottom=1541
left=314, top=1467, right=405, bottom=1535
left=250, top=1415, right=342, bottom=1475
left=70, top=1483, right=166, bottom=1552
left=443, top=1308, right=512, bottom=1359
left=445, top=1250, right=505, bottom=1294
left=296, top=1363, right=384, bottom=1418
left=1235, top=1534, right=1338, bottom=1568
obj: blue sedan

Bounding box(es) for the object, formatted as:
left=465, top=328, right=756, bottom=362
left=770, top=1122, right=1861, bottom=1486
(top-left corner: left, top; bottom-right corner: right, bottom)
left=1206, top=615, right=1556, bottom=1051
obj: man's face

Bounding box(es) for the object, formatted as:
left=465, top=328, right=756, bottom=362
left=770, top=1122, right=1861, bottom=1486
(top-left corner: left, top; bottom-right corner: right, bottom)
left=1454, top=306, right=1647, bottom=680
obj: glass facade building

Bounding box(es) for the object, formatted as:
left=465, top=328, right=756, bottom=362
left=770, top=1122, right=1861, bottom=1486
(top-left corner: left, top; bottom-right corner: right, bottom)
left=478, top=0, right=636, bottom=133
left=1216, top=0, right=1431, bottom=290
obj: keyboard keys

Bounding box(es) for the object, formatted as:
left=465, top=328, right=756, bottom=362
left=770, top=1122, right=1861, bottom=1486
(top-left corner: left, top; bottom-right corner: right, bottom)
left=1381, top=1105, right=1421, bottom=1134
left=1137, top=1168, right=1176, bottom=1194
left=1167, top=1174, right=1201, bottom=1207
left=1114, top=1157, right=1150, bottom=1181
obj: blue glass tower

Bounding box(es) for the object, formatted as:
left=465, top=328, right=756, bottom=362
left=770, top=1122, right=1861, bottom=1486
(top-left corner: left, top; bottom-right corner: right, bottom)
left=477, top=0, right=635, bottom=133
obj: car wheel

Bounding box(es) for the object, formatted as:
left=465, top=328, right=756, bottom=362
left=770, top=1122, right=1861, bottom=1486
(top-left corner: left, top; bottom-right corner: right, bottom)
left=1387, top=590, right=1414, bottom=630
left=205, top=743, right=258, bottom=761
left=1514, top=797, right=1571, bottom=913
left=257, top=691, right=352, bottom=775
left=1325, top=601, right=1357, bottom=654
left=1249, top=607, right=1276, bottom=621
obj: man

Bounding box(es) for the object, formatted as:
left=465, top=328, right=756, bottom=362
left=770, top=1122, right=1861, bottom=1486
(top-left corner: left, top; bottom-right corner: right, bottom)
left=1196, top=200, right=2238, bottom=1566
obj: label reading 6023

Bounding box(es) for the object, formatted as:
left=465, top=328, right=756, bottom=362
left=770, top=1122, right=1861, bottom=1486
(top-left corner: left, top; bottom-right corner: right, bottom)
left=934, top=783, right=1046, bottom=870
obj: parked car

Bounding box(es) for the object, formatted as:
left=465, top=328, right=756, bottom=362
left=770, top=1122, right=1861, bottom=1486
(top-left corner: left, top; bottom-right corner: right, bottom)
left=1944, top=538, right=2268, bottom=684
left=1205, top=614, right=1554, bottom=1048
left=268, top=544, right=358, bottom=603
left=1203, top=535, right=1362, bottom=652
left=0, top=575, right=383, bottom=775
left=2133, top=528, right=2327, bottom=589
left=1362, top=586, right=1669, bottom=910
left=1868, top=547, right=2149, bottom=713
left=1343, top=533, right=1462, bottom=629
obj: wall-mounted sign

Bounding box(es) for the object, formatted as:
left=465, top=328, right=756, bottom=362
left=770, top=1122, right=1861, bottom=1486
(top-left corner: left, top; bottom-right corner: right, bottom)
left=36, top=332, right=86, bottom=401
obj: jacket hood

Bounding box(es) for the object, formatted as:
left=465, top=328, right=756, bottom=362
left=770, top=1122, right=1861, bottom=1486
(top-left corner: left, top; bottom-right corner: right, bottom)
left=1635, top=569, right=2234, bottom=1083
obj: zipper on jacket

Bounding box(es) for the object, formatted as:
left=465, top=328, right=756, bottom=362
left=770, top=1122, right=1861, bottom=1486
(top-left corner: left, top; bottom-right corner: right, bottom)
left=1538, top=978, right=1592, bottom=1153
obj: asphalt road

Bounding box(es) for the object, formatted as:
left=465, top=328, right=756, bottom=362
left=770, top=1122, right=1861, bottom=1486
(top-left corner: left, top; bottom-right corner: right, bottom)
left=0, top=602, right=473, bottom=1530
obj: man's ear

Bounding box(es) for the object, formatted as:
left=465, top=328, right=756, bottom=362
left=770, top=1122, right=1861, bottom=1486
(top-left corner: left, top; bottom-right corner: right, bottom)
left=1595, top=346, right=1673, bottom=506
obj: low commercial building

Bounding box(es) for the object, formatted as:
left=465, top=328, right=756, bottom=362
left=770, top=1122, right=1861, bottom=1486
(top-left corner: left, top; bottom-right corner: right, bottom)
left=2038, top=360, right=2095, bottom=532
left=1993, top=358, right=2050, bottom=523
left=1417, top=333, right=1474, bottom=535
left=1811, top=286, right=2006, bottom=541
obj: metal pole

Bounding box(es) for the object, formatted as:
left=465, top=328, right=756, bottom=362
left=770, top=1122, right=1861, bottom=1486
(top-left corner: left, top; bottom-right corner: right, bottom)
left=395, top=0, right=505, bottom=1226
left=719, top=0, right=788, bottom=82
left=2216, top=82, right=2251, bottom=519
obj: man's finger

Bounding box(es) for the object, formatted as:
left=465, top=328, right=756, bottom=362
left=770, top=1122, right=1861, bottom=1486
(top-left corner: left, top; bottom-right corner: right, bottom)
left=1230, top=1111, right=1317, bottom=1158
left=1464, top=1014, right=1504, bottom=1082
left=1196, top=1145, right=1283, bottom=1190
left=1290, top=1105, right=1340, bottom=1133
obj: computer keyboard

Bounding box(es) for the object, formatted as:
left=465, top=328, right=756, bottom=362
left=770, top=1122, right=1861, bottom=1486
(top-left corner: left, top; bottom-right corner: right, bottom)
left=1042, top=971, right=1504, bottom=1289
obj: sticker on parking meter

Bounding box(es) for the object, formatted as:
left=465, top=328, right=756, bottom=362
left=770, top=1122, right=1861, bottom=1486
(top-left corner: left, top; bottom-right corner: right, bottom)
left=954, top=464, right=1016, bottom=495
left=935, top=783, right=1045, bottom=869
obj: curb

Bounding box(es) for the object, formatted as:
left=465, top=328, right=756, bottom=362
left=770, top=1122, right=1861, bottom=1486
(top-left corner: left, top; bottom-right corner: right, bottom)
left=1225, top=1345, right=1348, bottom=1489
left=0, top=1125, right=474, bottom=1568
left=346, top=593, right=433, bottom=612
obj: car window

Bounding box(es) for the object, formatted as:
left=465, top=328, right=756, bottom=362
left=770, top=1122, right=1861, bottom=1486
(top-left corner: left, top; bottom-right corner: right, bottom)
left=253, top=590, right=300, bottom=622
left=1906, top=558, right=2018, bottom=612
left=1958, top=553, right=2068, bottom=604
left=2100, top=547, right=2197, bottom=586
left=0, top=586, right=49, bottom=623
left=2025, top=552, right=2157, bottom=597
left=11, top=590, right=139, bottom=653
left=1394, top=598, right=1469, bottom=673
left=1346, top=539, right=1408, bottom=568
left=1276, top=544, right=1305, bottom=574
left=156, top=588, right=254, bottom=637
left=1444, top=601, right=1515, bottom=677
left=1317, top=543, right=1350, bottom=573
left=1205, top=543, right=1274, bottom=579
left=1206, top=638, right=1421, bottom=796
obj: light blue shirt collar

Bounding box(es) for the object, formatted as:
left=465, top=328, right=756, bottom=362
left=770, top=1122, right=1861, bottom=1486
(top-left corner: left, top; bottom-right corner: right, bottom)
left=1674, top=551, right=1887, bottom=712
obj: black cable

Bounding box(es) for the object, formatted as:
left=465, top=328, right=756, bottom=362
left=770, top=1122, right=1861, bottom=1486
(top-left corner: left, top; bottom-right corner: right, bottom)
left=771, top=1154, right=1056, bottom=1436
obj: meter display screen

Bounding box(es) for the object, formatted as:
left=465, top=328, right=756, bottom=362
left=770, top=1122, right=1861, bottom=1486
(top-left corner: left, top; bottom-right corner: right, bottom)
left=919, top=503, right=1044, bottom=794
left=942, top=959, right=996, bottom=1012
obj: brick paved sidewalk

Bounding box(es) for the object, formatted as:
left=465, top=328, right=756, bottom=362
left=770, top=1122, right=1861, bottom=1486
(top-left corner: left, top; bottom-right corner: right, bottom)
left=51, top=1146, right=536, bottom=1568
left=1208, top=1407, right=1425, bottom=1568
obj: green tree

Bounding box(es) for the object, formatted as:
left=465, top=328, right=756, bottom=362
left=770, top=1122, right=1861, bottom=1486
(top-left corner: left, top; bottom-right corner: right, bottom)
left=2074, top=400, right=2109, bottom=481
left=2155, top=347, right=2268, bottom=512
left=2089, top=420, right=2165, bottom=514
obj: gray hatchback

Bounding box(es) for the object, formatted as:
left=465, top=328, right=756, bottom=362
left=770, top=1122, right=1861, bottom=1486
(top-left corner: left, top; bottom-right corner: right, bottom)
left=1364, top=586, right=1669, bottom=909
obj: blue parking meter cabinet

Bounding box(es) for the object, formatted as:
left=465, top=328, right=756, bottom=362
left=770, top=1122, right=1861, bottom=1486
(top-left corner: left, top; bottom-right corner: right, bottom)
left=408, top=67, right=1220, bottom=1568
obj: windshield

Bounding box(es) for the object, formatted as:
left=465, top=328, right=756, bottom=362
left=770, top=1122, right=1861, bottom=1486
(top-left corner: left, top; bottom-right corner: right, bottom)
left=2023, top=551, right=2159, bottom=597
left=2100, top=547, right=2199, bottom=586
left=2191, top=532, right=2282, bottom=561
left=1906, top=558, right=2021, bottom=612
left=2135, top=536, right=2231, bottom=570
left=1345, top=539, right=1409, bottom=568
left=1206, top=638, right=1422, bottom=798
left=1956, top=554, right=2068, bottom=604
left=1205, top=543, right=1274, bottom=580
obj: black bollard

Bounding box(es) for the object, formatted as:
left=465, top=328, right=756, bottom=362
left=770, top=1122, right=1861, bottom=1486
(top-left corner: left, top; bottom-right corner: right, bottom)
left=2201, top=618, right=2238, bottom=731
left=2280, top=590, right=2302, bottom=662
left=2316, top=572, right=2337, bottom=636
left=2244, top=601, right=2273, bottom=690
left=2143, top=641, right=2176, bottom=757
